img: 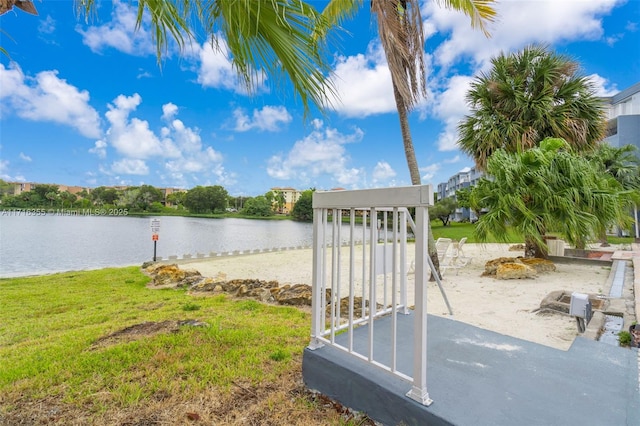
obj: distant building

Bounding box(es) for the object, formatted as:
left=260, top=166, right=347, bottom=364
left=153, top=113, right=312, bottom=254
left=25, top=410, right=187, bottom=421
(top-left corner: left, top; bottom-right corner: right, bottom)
left=160, top=187, right=187, bottom=207
left=601, top=81, right=640, bottom=151
left=436, top=167, right=484, bottom=222
left=270, top=187, right=302, bottom=214
left=601, top=81, right=640, bottom=238
left=10, top=182, right=36, bottom=195
left=9, top=182, right=91, bottom=196
left=57, top=185, right=90, bottom=195
left=435, top=82, right=640, bottom=226
left=5, top=182, right=187, bottom=207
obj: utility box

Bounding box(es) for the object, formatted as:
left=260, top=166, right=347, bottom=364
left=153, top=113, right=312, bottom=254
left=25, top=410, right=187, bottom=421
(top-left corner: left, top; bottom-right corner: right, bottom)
left=546, top=239, right=565, bottom=256
left=569, top=292, right=592, bottom=322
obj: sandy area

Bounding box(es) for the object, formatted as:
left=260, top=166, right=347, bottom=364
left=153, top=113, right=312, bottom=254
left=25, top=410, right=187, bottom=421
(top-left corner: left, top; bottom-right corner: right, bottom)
left=180, top=243, right=616, bottom=351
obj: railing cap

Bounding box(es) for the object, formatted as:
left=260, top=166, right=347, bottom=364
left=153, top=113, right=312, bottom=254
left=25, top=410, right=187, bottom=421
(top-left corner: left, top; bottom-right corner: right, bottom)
left=312, top=185, right=434, bottom=208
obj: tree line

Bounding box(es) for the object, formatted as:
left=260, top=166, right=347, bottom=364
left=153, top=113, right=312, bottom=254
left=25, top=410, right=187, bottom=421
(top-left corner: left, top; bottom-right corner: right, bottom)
left=0, top=181, right=316, bottom=220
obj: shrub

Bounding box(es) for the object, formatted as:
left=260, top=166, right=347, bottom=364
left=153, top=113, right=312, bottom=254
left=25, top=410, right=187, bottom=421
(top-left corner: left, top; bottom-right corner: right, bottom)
left=618, top=330, right=631, bottom=347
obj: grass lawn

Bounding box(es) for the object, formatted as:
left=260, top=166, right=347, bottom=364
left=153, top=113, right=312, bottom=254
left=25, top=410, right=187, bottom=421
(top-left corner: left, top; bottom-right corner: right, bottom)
left=0, top=268, right=368, bottom=425
left=1, top=224, right=632, bottom=425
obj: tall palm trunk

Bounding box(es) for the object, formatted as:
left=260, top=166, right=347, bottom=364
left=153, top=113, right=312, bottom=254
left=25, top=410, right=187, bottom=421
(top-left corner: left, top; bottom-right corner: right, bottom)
left=0, top=0, right=37, bottom=16
left=392, top=83, right=441, bottom=277
left=524, top=237, right=547, bottom=259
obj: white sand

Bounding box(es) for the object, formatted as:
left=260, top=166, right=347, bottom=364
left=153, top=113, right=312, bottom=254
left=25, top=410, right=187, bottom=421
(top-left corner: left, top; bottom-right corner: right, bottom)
left=181, top=243, right=614, bottom=351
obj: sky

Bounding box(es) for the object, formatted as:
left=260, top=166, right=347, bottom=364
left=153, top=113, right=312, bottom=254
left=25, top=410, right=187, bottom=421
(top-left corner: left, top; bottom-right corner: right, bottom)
left=0, top=0, right=639, bottom=197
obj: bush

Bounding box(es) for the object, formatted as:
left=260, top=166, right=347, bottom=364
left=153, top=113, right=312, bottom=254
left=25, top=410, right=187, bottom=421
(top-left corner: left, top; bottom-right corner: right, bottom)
left=618, top=330, right=631, bottom=347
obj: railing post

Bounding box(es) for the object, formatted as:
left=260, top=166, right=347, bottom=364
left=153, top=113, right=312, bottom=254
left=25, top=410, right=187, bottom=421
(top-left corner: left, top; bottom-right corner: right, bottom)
left=308, top=206, right=325, bottom=350
left=399, top=209, right=409, bottom=314
left=406, top=205, right=433, bottom=406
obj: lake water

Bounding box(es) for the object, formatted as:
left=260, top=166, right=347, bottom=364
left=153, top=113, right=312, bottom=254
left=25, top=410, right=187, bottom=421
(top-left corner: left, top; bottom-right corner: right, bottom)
left=0, top=215, right=329, bottom=278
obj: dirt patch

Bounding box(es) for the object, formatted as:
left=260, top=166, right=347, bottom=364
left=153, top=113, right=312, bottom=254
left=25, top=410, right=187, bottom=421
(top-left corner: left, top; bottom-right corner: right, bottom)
left=538, top=290, right=606, bottom=315
left=89, top=320, right=208, bottom=350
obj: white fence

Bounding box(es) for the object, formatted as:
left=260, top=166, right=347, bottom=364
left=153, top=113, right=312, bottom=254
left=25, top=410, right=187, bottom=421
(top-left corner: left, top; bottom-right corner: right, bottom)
left=308, top=185, right=441, bottom=406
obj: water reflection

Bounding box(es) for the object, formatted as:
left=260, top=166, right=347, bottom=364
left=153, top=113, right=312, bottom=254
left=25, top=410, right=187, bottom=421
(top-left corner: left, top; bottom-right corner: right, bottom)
left=0, top=215, right=366, bottom=277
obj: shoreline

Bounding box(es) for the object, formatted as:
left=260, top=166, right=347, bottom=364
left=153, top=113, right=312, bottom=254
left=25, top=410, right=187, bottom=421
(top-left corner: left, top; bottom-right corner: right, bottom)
left=179, top=243, right=626, bottom=351
left=5, top=243, right=636, bottom=352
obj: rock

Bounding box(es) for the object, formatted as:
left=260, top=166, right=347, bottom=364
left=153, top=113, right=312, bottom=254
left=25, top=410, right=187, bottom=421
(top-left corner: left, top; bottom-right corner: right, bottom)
left=249, top=288, right=273, bottom=303
left=236, top=284, right=249, bottom=297
left=483, top=257, right=523, bottom=276
left=141, top=260, right=156, bottom=269
left=145, top=264, right=203, bottom=288
left=496, top=262, right=537, bottom=280
left=519, top=258, right=556, bottom=273
left=275, top=284, right=312, bottom=306
left=331, top=296, right=381, bottom=317
left=145, top=262, right=177, bottom=274
left=190, top=277, right=221, bottom=292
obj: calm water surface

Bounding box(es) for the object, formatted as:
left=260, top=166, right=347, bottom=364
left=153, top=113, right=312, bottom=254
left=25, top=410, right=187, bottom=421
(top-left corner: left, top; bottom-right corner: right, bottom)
left=0, top=215, right=324, bottom=277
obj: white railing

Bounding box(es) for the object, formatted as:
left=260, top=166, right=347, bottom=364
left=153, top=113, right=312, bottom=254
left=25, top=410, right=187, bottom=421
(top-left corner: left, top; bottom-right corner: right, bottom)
left=308, top=185, right=441, bottom=406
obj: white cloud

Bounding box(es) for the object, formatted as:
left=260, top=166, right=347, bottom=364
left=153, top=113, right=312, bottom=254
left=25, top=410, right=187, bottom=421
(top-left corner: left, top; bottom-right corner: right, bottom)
left=420, top=163, right=440, bottom=183
left=76, top=0, right=155, bottom=56
left=431, top=75, right=475, bottom=151
left=89, top=140, right=108, bottom=158
left=38, top=15, right=56, bottom=34
left=0, top=63, right=101, bottom=138
left=267, top=122, right=364, bottom=188
left=99, top=94, right=229, bottom=183
left=587, top=74, right=620, bottom=97
left=444, top=155, right=461, bottom=164
left=111, top=158, right=149, bottom=175
left=196, top=39, right=267, bottom=94
left=137, top=69, right=152, bottom=79
left=372, top=161, right=396, bottom=186
left=416, top=0, right=624, bottom=153
left=0, top=160, right=25, bottom=182
left=232, top=105, right=292, bottom=132
left=424, top=0, right=621, bottom=71
left=104, top=94, right=166, bottom=159
left=19, top=152, right=32, bottom=162
left=161, top=103, right=178, bottom=121
left=328, top=42, right=396, bottom=117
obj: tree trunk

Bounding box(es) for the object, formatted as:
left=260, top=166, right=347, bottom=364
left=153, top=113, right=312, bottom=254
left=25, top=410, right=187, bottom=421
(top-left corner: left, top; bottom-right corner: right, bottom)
left=0, top=0, right=37, bottom=16
left=392, top=84, right=441, bottom=278
left=524, top=237, right=547, bottom=259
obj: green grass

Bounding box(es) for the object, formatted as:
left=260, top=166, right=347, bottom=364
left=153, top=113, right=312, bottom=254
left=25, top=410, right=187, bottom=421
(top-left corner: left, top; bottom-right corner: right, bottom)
left=0, top=267, right=355, bottom=424
left=428, top=220, right=635, bottom=245
left=429, top=221, right=521, bottom=243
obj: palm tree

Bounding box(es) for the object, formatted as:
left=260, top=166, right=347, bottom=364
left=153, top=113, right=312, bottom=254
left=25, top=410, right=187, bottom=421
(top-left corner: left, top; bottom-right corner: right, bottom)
left=473, top=138, right=630, bottom=257
left=458, top=44, right=607, bottom=170
left=586, top=143, right=640, bottom=243
left=27, top=0, right=336, bottom=116
left=320, top=0, right=497, bottom=275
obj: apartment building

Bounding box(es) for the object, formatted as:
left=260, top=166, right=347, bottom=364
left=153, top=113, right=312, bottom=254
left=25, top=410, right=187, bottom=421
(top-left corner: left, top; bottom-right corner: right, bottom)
left=8, top=182, right=91, bottom=196
left=270, top=186, right=301, bottom=214
left=10, top=182, right=36, bottom=195
left=435, top=81, right=640, bottom=224
left=436, top=166, right=484, bottom=222
left=601, top=81, right=640, bottom=150
left=160, top=187, right=188, bottom=207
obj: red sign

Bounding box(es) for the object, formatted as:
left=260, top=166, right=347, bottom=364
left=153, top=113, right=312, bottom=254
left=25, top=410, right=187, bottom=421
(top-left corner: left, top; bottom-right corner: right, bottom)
left=152, top=234, right=159, bottom=241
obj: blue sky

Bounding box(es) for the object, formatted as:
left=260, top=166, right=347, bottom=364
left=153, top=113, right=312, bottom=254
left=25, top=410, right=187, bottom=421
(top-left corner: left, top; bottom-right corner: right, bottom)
left=0, top=0, right=638, bottom=196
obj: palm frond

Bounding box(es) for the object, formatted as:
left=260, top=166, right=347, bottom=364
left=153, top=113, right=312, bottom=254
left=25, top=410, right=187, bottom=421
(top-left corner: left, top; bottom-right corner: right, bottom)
left=371, top=0, right=426, bottom=110
left=437, top=0, right=497, bottom=36
left=75, top=0, right=336, bottom=116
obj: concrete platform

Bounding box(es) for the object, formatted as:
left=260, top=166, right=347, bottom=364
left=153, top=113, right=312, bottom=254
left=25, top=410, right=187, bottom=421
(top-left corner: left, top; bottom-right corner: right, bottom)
left=303, top=313, right=640, bottom=426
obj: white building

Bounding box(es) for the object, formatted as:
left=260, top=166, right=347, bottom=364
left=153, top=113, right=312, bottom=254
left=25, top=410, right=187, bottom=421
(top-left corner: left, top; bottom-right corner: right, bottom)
left=436, top=166, right=484, bottom=222
left=602, top=81, right=640, bottom=150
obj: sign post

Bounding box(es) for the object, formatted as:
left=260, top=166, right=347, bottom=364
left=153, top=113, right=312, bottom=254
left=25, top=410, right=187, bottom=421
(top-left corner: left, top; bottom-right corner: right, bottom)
left=150, top=219, right=160, bottom=261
